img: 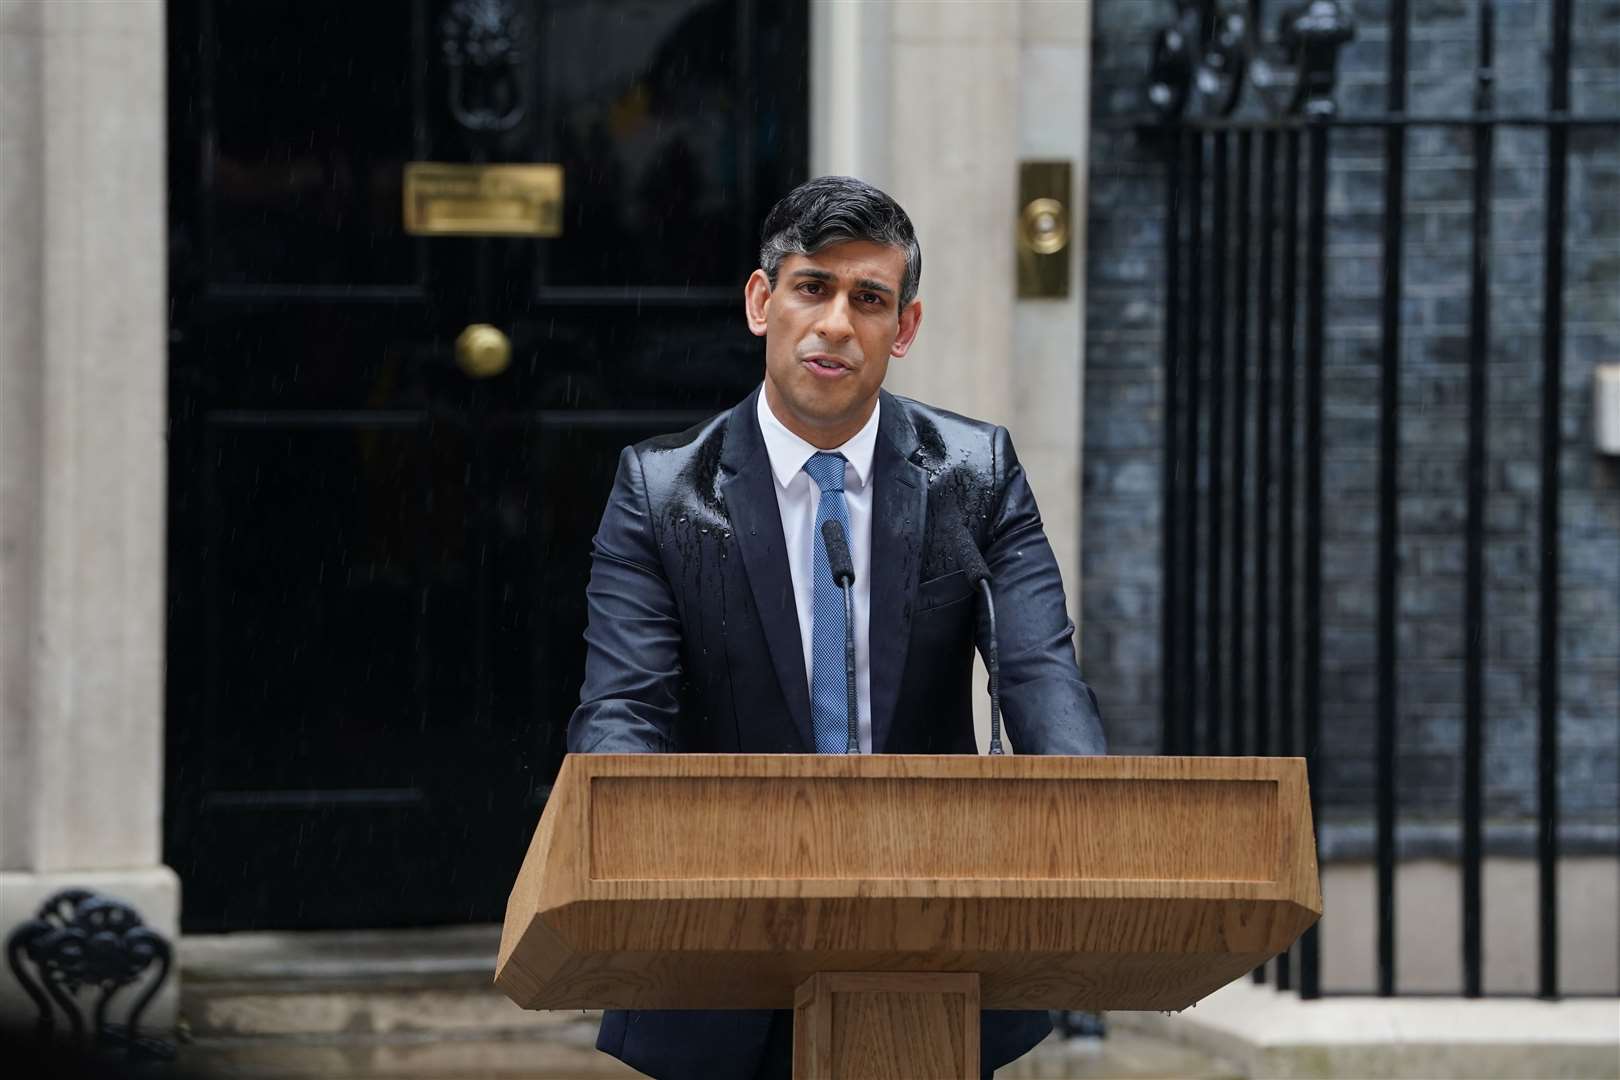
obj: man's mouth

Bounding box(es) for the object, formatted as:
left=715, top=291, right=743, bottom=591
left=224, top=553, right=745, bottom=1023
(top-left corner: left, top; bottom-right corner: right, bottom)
left=801, top=354, right=853, bottom=377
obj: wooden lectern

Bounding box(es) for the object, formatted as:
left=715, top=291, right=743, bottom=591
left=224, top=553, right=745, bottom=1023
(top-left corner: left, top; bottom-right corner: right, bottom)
left=496, top=754, right=1320, bottom=1078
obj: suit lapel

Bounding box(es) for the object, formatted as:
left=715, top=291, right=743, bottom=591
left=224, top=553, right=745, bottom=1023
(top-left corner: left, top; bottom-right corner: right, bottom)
left=868, top=392, right=926, bottom=753
left=720, top=389, right=815, bottom=751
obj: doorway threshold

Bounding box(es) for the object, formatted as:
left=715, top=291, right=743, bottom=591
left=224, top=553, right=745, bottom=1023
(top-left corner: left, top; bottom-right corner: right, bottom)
left=179, top=925, right=587, bottom=1040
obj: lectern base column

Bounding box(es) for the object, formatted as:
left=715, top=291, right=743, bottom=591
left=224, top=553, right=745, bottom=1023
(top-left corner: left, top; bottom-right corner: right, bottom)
left=792, top=972, right=980, bottom=1079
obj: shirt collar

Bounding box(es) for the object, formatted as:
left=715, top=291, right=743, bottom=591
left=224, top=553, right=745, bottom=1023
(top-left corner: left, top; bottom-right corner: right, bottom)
left=756, top=386, right=880, bottom=492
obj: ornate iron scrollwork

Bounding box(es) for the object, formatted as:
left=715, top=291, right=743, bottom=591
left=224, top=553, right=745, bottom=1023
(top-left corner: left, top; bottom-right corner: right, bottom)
left=440, top=0, right=528, bottom=134
left=1279, top=1, right=1358, bottom=117
left=5, top=889, right=174, bottom=1062
left=1148, top=0, right=1355, bottom=122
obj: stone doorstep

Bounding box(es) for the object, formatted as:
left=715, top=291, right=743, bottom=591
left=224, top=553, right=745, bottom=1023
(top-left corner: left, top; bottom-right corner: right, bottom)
left=178, top=1029, right=1236, bottom=1080
left=177, top=927, right=1245, bottom=1079
left=179, top=927, right=1258, bottom=1078
left=178, top=1030, right=646, bottom=1080
left=180, top=925, right=570, bottom=1040
left=183, top=924, right=506, bottom=989
left=1112, top=980, right=1620, bottom=1080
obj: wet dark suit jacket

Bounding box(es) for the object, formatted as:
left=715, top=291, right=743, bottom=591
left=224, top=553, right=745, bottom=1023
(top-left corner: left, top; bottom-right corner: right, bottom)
left=566, top=385, right=1107, bottom=1080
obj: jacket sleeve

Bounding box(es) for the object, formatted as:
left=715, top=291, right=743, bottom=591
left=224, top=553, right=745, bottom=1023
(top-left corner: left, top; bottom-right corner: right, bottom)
left=565, top=447, right=683, bottom=753
left=982, top=427, right=1107, bottom=755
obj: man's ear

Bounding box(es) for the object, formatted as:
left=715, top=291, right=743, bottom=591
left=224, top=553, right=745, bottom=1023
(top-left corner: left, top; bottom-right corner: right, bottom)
left=744, top=269, right=771, bottom=337
left=890, top=298, right=923, bottom=358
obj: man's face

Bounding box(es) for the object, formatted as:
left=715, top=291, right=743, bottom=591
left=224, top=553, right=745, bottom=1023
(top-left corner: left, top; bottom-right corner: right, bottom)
left=744, top=240, right=923, bottom=449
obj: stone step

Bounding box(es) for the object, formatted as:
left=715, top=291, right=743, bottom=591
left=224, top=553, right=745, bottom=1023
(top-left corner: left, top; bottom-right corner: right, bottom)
left=180, top=926, right=553, bottom=1041
left=179, top=1029, right=1239, bottom=1080
left=181, top=1030, right=644, bottom=1079
left=177, top=926, right=1241, bottom=1079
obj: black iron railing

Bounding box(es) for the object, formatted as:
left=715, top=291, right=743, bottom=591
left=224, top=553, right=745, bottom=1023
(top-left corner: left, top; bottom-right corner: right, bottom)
left=1134, top=0, right=1620, bottom=1000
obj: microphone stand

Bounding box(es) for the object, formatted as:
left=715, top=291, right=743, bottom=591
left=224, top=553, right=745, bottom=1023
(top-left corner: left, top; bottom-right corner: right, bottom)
left=957, top=531, right=1004, bottom=755
left=840, top=580, right=858, bottom=754
left=819, top=519, right=861, bottom=754
left=978, top=577, right=1004, bottom=755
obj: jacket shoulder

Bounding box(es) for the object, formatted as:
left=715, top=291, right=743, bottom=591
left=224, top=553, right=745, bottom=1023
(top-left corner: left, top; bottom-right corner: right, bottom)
left=889, top=394, right=1016, bottom=557
left=623, top=405, right=733, bottom=525
left=888, top=393, right=1002, bottom=437
left=887, top=393, right=1006, bottom=473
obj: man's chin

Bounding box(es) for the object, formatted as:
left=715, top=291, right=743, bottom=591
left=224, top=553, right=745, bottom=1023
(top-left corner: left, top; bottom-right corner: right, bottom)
left=769, top=390, right=872, bottom=437
left=794, top=389, right=873, bottom=421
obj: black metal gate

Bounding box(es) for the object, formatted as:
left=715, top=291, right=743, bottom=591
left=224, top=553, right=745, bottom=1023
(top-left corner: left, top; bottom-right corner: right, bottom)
left=1138, top=0, right=1619, bottom=999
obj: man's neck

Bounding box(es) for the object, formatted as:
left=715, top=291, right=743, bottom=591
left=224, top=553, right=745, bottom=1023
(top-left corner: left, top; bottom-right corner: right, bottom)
left=762, top=383, right=877, bottom=450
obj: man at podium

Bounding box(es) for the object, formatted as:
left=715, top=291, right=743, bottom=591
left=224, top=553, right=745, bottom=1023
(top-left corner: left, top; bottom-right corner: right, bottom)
left=566, top=175, right=1107, bottom=1079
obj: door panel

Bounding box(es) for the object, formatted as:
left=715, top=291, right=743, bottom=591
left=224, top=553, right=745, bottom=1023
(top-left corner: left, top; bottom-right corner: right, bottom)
left=202, top=0, right=425, bottom=291
left=167, top=0, right=807, bottom=930
left=539, top=0, right=752, bottom=288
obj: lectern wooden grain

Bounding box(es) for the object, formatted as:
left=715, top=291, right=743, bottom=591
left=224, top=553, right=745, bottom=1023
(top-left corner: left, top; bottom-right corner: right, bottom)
left=496, top=754, right=1321, bottom=1079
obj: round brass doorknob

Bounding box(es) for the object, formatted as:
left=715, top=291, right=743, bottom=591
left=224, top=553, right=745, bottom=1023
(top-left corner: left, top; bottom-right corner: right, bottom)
left=455, top=323, right=511, bottom=378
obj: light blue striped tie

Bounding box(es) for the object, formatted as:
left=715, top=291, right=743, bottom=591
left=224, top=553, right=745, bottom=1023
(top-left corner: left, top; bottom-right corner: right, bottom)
left=804, top=452, right=854, bottom=754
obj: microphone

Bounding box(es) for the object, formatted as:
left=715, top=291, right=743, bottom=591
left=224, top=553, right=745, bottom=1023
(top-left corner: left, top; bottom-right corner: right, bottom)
left=955, top=531, right=1004, bottom=755
left=820, top=519, right=860, bottom=753
left=821, top=518, right=855, bottom=588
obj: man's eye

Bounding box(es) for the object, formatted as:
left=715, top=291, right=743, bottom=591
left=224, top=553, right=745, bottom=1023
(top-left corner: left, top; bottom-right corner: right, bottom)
left=859, top=293, right=883, bottom=306
left=799, top=282, right=822, bottom=295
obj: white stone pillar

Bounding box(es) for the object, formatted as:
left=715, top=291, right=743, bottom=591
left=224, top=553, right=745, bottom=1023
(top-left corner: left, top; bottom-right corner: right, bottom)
left=0, top=0, right=176, bottom=1029
left=810, top=0, right=893, bottom=190
left=878, top=2, right=1022, bottom=431
left=1012, top=1, right=1092, bottom=636
left=811, top=1, right=1095, bottom=747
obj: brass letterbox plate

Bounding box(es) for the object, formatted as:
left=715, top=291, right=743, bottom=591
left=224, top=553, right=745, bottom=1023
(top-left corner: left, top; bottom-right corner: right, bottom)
left=403, top=162, right=563, bottom=237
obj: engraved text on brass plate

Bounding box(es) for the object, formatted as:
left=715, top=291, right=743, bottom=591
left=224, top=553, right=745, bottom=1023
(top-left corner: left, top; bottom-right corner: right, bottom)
left=403, top=162, right=563, bottom=237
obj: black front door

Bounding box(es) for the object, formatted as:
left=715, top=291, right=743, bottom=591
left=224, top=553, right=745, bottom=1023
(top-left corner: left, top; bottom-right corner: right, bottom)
left=166, top=0, right=807, bottom=930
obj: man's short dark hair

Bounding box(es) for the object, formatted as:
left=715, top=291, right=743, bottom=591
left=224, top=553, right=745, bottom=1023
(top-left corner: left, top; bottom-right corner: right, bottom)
left=759, top=176, right=922, bottom=307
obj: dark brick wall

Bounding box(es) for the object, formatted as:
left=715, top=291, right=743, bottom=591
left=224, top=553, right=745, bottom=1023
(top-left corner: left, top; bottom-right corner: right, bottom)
left=1082, top=0, right=1619, bottom=842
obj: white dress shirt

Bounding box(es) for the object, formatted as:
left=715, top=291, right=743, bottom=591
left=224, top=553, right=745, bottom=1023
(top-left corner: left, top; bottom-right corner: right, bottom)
left=755, top=389, right=877, bottom=753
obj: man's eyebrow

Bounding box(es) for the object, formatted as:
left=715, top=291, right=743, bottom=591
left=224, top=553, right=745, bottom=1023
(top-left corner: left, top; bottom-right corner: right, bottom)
left=786, top=268, right=897, bottom=297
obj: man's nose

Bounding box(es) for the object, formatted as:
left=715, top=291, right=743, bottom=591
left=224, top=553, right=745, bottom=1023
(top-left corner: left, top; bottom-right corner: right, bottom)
left=814, top=294, right=855, bottom=342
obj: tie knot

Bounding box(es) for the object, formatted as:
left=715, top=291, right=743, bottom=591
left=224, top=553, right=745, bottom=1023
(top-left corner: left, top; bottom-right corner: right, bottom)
left=804, top=452, right=847, bottom=493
